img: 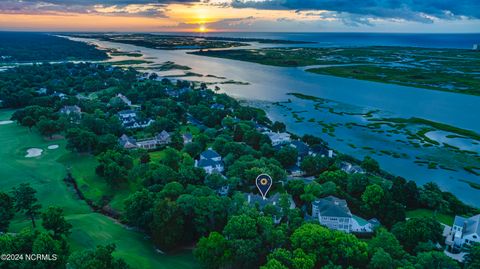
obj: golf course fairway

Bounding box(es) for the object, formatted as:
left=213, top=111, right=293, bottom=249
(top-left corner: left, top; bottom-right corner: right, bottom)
left=0, top=109, right=199, bottom=269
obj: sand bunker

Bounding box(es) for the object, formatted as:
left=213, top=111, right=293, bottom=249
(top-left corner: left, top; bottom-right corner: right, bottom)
left=48, top=145, right=59, bottom=150
left=0, top=120, right=13, bottom=125
left=25, top=148, right=43, bottom=158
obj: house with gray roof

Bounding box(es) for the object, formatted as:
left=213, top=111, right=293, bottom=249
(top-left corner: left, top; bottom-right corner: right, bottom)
left=312, top=196, right=378, bottom=233
left=264, top=131, right=291, bottom=146
left=244, top=193, right=296, bottom=224
left=118, top=110, right=154, bottom=129
left=310, top=144, right=334, bottom=158
left=156, top=130, right=171, bottom=145
left=340, top=161, right=365, bottom=174
left=446, top=214, right=480, bottom=251
left=182, top=133, right=193, bottom=144
left=59, top=105, right=82, bottom=122
left=123, top=118, right=154, bottom=129
left=119, top=130, right=170, bottom=150
left=200, top=148, right=221, bottom=161
left=289, top=140, right=310, bottom=158
left=119, top=134, right=138, bottom=149
left=195, top=148, right=224, bottom=174
left=118, top=110, right=137, bottom=123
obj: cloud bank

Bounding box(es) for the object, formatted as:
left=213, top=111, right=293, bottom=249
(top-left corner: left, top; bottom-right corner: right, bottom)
left=0, top=0, right=200, bottom=16
left=231, top=0, right=480, bottom=24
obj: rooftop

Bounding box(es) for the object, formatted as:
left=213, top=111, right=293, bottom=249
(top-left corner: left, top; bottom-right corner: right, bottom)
left=200, top=148, right=221, bottom=159
left=313, top=196, right=352, bottom=218
left=455, top=214, right=480, bottom=236
left=244, top=192, right=281, bottom=209
left=197, top=158, right=222, bottom=168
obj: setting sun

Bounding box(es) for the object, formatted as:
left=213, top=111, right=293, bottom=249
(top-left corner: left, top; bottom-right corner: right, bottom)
left=198, top=25, right=207, bottom=32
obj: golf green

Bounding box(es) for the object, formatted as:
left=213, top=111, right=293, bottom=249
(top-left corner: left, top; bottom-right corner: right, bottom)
left=0, top=109, right=199, bottom=269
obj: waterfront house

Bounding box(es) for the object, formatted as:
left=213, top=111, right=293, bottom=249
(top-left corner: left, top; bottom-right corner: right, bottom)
left=254, top=122, right=270, bottom=133
left=446, top=214, right=480, bottom=251
left=310, top=144, right=334, bottom=158
left=289, top=140, right=310, bottom=158
left=312, top=196, right=378, bottom=233
left=340, top=162, right=365, bottom=174
left=264, top=131, right=291, bottom=146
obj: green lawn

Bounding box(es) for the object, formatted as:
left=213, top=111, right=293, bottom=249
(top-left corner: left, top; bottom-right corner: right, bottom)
left=406, top=209, right=455, bottom=226
left=0, top=109, right=199, bottom=269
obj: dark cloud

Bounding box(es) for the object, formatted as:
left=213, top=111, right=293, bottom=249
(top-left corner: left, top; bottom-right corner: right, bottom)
left=231, top=0, right=480, bottom=23
left=0, top=0, right=199, bottom=16
left=20, top=0, right=197, bottom=4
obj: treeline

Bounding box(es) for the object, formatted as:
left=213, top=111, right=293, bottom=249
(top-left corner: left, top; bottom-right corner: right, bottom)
left=0, top=32, right=107, bottom=63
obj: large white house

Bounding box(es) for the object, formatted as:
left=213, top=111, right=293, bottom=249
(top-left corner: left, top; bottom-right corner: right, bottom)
left=446, top=214, right=480, bottom=251
left=195, top=148, right=224, bottom=174
left=119, top=131, right=171, bottom=150
left=312, top=196, right=378, bottom=233
left=264, top=131, right=291, bottom=146
left=118, top=110, right=154, bottom=129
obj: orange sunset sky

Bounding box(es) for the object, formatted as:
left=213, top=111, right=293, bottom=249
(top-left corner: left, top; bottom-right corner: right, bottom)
left=0, top=1, right=479, bottom=32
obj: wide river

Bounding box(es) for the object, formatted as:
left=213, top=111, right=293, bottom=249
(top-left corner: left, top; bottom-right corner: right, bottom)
left=72, top=36, right=480, bottom=206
